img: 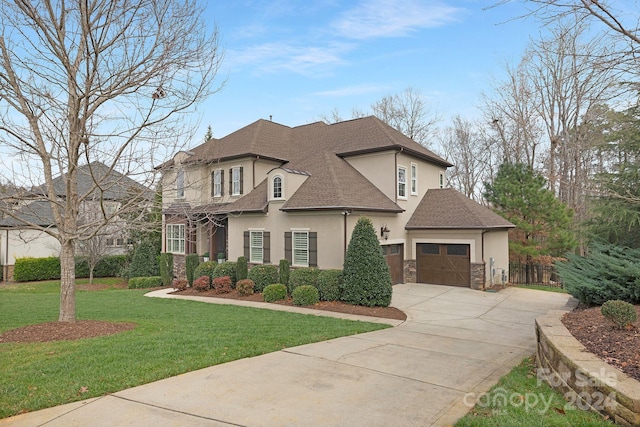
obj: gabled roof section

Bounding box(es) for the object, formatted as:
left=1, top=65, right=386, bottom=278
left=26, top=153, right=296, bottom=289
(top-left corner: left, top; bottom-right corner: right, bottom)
left=0, top=200, right=55, bottom=227
left=220, top=179, right=269, bottom=214
left=406, top=188, right=515, bottom=229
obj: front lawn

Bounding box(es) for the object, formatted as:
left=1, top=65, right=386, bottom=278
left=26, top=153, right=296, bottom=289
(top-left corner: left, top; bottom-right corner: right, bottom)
left=0, top=280, right=388, bottom=419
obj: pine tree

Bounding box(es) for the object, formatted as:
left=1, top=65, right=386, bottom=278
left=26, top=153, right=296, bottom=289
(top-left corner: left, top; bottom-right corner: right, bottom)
left=341, top=217, right=392, bottom=307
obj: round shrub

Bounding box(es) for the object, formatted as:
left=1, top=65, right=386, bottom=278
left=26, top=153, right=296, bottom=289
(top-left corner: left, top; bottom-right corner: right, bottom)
left=236, top=256, right=248, bottom=281
left=288, top=267, right=320, bottom=294
left=172, top=278, right=188, bottom=291
left=601, top=300, right=637, bottom=329
left=213, top=261, right=237, bottom=286
left=263, top=283, right=287, bottom=302
left=292, top=285, right=319, bottom=306
left=194, top=261, right=217, bottom=282
left=248, top=264, right=279, bottom=292
left=193, top=275, right=210, bottom=292
left=236, top=279, right=255, bottom=296
left=317, top=269, right=342, bottom=301
left=212, top=275, right=232, bottom=294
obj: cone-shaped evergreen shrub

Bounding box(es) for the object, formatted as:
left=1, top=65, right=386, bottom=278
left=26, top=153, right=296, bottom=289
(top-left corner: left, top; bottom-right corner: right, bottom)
left=236, top=256, right=248, bottom=281
left=341, top=217, right=392, bottom=307
left=185, top=254, right=200, bottom=286
left=129, top=240, right=159, bottom=278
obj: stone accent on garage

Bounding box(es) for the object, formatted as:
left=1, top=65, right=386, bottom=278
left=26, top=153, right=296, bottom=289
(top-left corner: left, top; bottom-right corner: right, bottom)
left=470, top=263, right=485, bottom=290
left=536, top=311, right=640, bottom=426
left=403, top=259, right=416, bottom=284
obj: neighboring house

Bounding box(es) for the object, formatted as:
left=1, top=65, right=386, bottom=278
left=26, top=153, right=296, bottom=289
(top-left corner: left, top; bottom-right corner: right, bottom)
left=0, top=162, right=153, bottom=281
left=160, top=116, right=514, bottom=289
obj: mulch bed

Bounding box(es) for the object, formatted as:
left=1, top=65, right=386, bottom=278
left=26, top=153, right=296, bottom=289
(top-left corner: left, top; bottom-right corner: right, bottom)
left=0, top=320, right=136, bottom=343
left=562, top=305, right=640, bottom=382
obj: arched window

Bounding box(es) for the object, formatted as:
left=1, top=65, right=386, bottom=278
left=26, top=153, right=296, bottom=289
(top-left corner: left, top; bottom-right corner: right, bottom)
left=273, top=175, right=283, bottom=199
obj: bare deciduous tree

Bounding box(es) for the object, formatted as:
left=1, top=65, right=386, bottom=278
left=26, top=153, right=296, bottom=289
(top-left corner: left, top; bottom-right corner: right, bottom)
left=0, top=0, right=223, bottom=322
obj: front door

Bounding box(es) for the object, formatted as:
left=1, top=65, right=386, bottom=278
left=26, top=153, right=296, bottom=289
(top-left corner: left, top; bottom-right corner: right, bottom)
left=210, top=218, right=227, bottom=260
left=382, top=244, right=404, bottom=285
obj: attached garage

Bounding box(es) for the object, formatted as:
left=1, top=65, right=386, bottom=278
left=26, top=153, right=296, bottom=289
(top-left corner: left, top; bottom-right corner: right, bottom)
left=382, top=243, right=404, bottom=285
left=417, top=243, right=470, bottom=287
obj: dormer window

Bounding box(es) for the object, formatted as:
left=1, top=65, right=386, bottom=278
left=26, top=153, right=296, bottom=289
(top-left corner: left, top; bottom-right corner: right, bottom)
left=272, top=175, right=283, bottom=199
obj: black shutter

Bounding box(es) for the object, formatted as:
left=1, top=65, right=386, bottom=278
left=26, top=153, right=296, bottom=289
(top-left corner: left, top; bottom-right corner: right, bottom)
left=210, top=172, right=215, bottom=197
left=243, top=231, right=249, bottom=259
left=309, top=232, right=317, bottom=267
left=229, top=168, right=233, bottom=195
left=220, top=170, right=225, bottom=197
left=239, top=167, right=244, bottom=195
left=264, top=232, right=270, bottom=263
left=284, top=232, right=292, bottom=263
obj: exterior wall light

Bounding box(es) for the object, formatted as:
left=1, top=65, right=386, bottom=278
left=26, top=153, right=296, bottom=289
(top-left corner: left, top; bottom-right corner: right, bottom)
left=380, top=225, right=390, bottom=240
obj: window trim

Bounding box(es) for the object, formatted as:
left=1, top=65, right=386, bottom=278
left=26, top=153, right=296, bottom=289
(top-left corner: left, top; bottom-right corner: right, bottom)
left=292, top=230, right=309, bottom=267
left=166, top=223, right=185, bottom=254
left=397, top=165, right=407, bottom=199
left=272, top=174, right=284, bottom=200
left=410, top=163, right=418, bottom=195
left=249, top=230, right=264, bottom=264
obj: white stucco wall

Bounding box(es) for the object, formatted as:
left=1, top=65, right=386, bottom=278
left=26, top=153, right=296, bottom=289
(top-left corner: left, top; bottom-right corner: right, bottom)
left=0, top=229, right=61, bottom=266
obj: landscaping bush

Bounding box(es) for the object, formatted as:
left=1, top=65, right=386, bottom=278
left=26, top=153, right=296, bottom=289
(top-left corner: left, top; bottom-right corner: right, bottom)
left=194, top=261, right=217, bottom=283
left=263, top=284, right=287, bottom=302
left=129, top=240, right=160, bottom=278
left=317, top=269, right=342, bottom=301
left=185, top=253, right=200, bottom=286
left=247, top=264, right=279, bottom=292
left=288, top=267, right=320, bottom=294
left=14, top=257, right=60, bottom=282
left=601, top=300, right=638, bottom=329
left=236, top=256, right=248, bottom=281
left=128, top=276, right=162, bottom=289
left=213, top=262, right=237, bottom=287
left=158, top=253, right=174, bottom=286
left=555, top=242, right=640, bottom=305
left=212, top=275, right=232, bottom=294
left=292, top=285, right=319, bottom=306
left=341, top=216, right=392, bottom=307
left=172, top=278, right=188, bottom=291
left=193, top=275, right=210, bottom=292
left=236, top=279, right=255, bottom=296
left=279, top=259, right=290, bottom=287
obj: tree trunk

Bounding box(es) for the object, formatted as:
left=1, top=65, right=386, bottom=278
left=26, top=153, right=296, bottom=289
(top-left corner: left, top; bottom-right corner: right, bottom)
left=59, top=241, right=76, bottom=322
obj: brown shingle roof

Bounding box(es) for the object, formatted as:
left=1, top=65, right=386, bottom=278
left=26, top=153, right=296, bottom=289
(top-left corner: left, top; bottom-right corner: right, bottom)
left=406, top=188, right=515, bottom=229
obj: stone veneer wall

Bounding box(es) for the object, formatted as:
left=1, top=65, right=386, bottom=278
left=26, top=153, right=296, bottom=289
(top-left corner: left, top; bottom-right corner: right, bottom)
left=470, top=263, right=485, bottom=290
left=403, top=260, right=416, bottom=284
left=173, top=255, right=185, bottom=281
left=536, top=311, right=640, bottom=426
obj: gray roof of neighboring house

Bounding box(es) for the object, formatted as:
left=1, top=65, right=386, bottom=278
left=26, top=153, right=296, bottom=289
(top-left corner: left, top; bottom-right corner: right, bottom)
left=405, top=188, right=515, bottom=229
left=0, top=200, right=55, bottom=227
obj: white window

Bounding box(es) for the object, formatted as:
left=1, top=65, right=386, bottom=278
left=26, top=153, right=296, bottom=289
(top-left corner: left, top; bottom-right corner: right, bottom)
left=439, top=171, right=445, bottom=189
left=397, top=166, right=407, bottom=199
left=232, top=167, right=241, bottom=196
left=273, top=175, right=283, bottom=199
left=166, top=224, right=185, bottom=254
left=176, top=170, right=184, bottom=198
left=292, top=231, right=309, bottom=267
left=411, top=163, right=418, bottom=195
left=213, top=170, right=222, bottom=197
left=250, top=231, right=263, bottom=263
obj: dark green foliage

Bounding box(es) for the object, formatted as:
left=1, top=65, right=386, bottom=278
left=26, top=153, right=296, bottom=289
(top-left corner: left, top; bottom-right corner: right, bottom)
left=263, top=284, right=287, bottom=302
left=288, top=267, right=320, bottom=294
left=292, top=285, right=319, bottom=306
left=213, top=261, right=237, bottom=286
left=341, top=217, right=392, bottom=307
left=236, top=279, right=254, bottom=296
left=75, top=256, right=128, bottom=279
left=129, top=240, right=160, bottom=278
left=194, top=261, right=217, bottom=283
left=158, top=253, right=174, bottom=286
left=555, top=242, right=640, bottom=305
left=601, top=300, right=637, bottom=329
left=236, top=256, right=248, bottom=281
left=14, top=257, right=60, bottom=282
left=484, top=162, right=576, bottom=260
left=247, top=264, right=279, bottom=292
left=279, top=259, right=290, bottom=286
left=185, top=254, right=200, bottom=286
left=127, top=276, right=162, bottom=289
left=317, top=269, right=343, bottom=301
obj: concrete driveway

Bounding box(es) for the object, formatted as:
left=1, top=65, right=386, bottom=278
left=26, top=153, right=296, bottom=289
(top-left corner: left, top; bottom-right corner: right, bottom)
left=1, top=284, right=576, bottom=426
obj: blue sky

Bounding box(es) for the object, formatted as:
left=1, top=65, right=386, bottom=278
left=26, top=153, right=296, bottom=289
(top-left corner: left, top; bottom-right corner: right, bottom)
left=191, top=0, right=543, bottom=145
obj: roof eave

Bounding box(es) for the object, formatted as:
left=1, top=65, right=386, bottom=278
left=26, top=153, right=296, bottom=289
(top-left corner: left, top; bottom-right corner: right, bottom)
left=281, top=205, right=404, bottom=213
left=337, top=146, right=452, bottom=168
left=405, top=225, right=515, bottom=230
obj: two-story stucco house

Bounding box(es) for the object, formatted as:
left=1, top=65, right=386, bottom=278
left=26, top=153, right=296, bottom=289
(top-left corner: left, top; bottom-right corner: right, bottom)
left=160, top=116, right=514, bottom=289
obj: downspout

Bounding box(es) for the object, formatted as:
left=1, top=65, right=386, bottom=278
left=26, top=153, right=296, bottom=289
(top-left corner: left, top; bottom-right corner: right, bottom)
left=481, top=229, right=489, bottom=288
left=342, top=210, right=351, bottom=257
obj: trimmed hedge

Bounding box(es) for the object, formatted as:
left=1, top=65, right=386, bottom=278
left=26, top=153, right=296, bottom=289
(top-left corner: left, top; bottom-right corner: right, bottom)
left=317, top=269, right=342, bottom=301
left=14, top=255, right=127, bottom=282
left=263, top=283, right=287, bottom=302
left=128, top=276, right=162, bottom=289
left=601, top=300, right=637, bottom=329
left=292, top=285, right=319, bottom=306
left=247, top=264, right=279, bottom=293
left=288, top=267, right=320, bottom=294
left=213, top=261, right=237, bottom=287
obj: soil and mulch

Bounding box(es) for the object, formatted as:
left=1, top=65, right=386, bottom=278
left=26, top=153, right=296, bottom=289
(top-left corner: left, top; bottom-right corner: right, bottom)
left=562, top=304, right=640, bottom=382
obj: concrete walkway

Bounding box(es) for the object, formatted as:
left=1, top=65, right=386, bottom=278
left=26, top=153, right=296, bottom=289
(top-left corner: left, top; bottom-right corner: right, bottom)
left=1, top=284, right=577, bottom=426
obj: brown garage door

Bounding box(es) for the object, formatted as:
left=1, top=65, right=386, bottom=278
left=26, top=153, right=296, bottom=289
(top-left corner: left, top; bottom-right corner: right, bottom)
left=417, top=243, right=470, bottom=287
left=382, top=244, right=404, bottom=285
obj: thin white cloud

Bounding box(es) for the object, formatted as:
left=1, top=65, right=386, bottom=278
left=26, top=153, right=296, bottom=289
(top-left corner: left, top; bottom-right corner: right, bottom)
left=312, top=84, right=390, bottom=97
left=332, top=0, right=463, bottom=40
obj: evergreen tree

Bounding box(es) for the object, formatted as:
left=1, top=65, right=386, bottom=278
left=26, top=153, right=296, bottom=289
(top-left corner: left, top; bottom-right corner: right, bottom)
left=341, top=217, right=392, bottom=307
left=204, top=125, right=213, bottom=142
left=129, top=240, right=160, bottom=278
left=484, top=163, right=577, bottom=264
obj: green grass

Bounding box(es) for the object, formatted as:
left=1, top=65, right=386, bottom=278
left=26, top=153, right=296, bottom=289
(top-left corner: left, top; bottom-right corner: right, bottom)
left=0, top=279, right=388, bottom=419
left=517, top=284, right=568, bottom=293
left=455, top=357, right=613, bottom=427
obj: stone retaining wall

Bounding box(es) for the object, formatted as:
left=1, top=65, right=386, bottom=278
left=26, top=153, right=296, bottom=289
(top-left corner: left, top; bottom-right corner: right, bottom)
left=536, top=311, right=640, bottom=426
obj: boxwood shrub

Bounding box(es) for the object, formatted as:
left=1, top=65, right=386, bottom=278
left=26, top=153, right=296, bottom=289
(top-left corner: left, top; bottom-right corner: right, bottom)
left=601, top=300, right=638, bottom=329
left=14, top=257, right=61, bottom=282
left=248, top=264, right=279, bottom=293
left=317, top=269, right=342, bottom=301
left=288, top=267, right=320, bottom=294
left=128, top=276, right=162, bottom=289
left=194, top=261, right=217, bottom=283
left=263, top=283, right=287, bottom=302
left=213, top=261, right=237, bottom=287
left=292, top=285, right=319, bottom=306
